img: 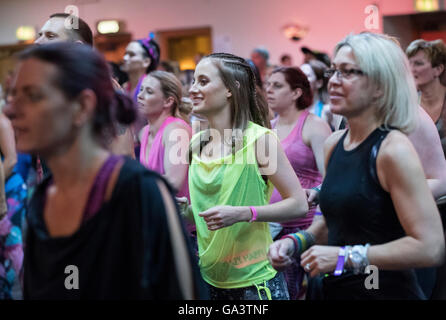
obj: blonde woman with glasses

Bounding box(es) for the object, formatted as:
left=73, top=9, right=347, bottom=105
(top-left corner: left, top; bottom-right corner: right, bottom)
left=268, top=33, right=444, bottom=300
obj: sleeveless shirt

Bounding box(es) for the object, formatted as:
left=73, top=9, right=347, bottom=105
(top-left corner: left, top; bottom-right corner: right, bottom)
left=270, top=110, right=322, bottom=229
left=140, top=116, right=191, bottom=199
left=318, top=127, right=423, bottom=299
left=189, top=121, right=277, bottom=289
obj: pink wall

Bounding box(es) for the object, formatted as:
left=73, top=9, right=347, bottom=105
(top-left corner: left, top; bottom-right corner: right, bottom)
left=0, top=0, right=427, bottom=65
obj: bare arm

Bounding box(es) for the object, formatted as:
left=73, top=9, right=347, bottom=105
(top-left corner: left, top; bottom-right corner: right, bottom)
left=367, top=131, right=444, bottom=269
left=163, top=122, right=191, bottom=193
left=268, top=131, right=343, bottom=271
left=0, top=159, right=7, bottom=218
left=303, top=114, right=332, bottom=176
left=408, top=106, right=446, bottom=200
left=252, top=132, right=308, bottom=222
left=293, top=131, right=444, bottom=277
left=0, top=114, right=17, bottom=178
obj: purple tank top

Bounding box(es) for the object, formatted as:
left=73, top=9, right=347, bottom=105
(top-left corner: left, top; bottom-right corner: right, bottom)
left=83, top=155, right=122, bottom=223
left=139, top=116, right=190, bottom=199
left=270, top=110, right=322, bottom=229
left=41, top=155, right=122, bottom=232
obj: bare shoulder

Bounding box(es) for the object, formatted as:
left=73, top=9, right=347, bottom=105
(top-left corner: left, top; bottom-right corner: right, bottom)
left=165, top=119, right=191, bottom=132
left=409, top=107, right=441, bottom=145
left=377, top=130, right=426, bottom=192
left=377, top=130, right=420, bottom=175
left=0, top=113, right=11, bottom=130
left=164, top=120, right=192, bottom=142
left=305, top=113, right=333, bottom=132
left=380, top=130, right=416, bottom=160
left=324, top=129, right=346, bottom=152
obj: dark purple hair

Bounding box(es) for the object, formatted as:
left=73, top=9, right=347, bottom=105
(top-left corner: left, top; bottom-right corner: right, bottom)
left=272, top=67, right=313, bottom=110
left=18, top=42, right=136, bottom=142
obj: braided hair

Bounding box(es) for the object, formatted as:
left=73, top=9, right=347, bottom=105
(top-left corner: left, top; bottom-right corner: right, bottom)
left=206, top=52, right=270, bottom=130
left=189, top=53, right=271, bottom=162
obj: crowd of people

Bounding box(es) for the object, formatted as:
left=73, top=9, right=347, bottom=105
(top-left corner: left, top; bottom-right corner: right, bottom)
left=0, top=12, right=445, bottom=300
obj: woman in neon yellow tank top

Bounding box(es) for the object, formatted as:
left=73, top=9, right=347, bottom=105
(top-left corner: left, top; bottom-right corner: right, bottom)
left=186, top=53, right=309, bottom=300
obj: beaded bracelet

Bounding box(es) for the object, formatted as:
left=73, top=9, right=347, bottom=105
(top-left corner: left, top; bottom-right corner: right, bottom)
left=281, top=230, right=315, bottom=257
left=281, top=235, right=299, bottom=254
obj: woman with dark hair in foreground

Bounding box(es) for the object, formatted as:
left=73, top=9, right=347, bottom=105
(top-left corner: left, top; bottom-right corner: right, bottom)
left=6, top=42, right=205, bottom=299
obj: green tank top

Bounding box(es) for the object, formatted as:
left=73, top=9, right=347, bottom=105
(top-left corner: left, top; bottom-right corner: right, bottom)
left=189, top=121, right=277, bottom=289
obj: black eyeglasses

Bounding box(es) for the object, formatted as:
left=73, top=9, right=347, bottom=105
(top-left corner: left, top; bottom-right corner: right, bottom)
left=324, top=68, right=365, bottom=80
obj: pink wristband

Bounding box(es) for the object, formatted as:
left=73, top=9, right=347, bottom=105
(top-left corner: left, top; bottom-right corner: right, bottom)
left=249, top=206, right=258, bottom=222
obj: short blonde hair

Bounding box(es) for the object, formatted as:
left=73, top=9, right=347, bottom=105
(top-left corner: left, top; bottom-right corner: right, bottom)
left=406, top=39, right=446, bottom=68
left=334, top=32, right=418, bottom=134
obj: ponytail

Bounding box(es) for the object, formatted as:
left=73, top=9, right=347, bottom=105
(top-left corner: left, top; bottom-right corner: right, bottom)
left=175, top=97, right=193, bottom=123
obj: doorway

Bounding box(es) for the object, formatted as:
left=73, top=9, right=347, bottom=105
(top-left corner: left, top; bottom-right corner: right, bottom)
left=157, top=26, right=212, bottom=71
left=383, top=11, right=446, bottom=50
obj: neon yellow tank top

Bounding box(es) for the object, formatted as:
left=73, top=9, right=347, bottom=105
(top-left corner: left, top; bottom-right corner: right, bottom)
left=189, top=121, right=277, bottom=289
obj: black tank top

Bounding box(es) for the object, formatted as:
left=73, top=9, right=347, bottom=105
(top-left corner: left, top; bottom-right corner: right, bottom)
left=317, top=127, right=424, bottom=299
left=320, top=127, right=406, bottom=246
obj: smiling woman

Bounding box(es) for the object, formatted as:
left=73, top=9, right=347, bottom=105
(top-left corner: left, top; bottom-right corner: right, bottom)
left=185, top=53, right=309, bottom=300
left=5, top=42, right=205, bottom=299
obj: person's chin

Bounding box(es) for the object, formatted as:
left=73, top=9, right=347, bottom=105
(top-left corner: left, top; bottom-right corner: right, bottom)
left=192, top=103, right=206, bottom=115
left=328, top=102, right=345, bottom=115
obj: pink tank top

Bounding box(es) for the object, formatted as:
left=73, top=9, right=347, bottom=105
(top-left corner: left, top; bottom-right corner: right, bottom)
left=140, top=116, right=190, bottom=200
left=270, top=110, right=322, bottom=229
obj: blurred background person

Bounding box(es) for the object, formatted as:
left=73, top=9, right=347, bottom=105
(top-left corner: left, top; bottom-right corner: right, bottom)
left=406, top=38, right=446, bottom=299
left=301, top=60, right=344, bottom=131
left=0, top=109, right=26, bottom=300
left=34, top=13, right=135, bottom=162
left=406, top=39, right=446, bottom=157
left=265, top=66, right=331, bottom=299
left=280, top=54, right=293, bottom=67
left=251, top=47, right=270, bottom=83
left=121, top=34, right=161, bottom=158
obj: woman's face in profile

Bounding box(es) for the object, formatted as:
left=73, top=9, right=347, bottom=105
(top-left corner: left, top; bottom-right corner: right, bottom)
left=7, top=58, right=79, bottom=155
left=409, top=50, right=439, bottom=89
left=121, top=41, right=150, bottom=74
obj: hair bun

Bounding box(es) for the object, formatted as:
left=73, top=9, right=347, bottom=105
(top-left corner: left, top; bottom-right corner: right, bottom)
left=114, top=91, right=137, bottom=125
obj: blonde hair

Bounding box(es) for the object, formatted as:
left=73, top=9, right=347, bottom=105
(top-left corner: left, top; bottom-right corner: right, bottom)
left=148, top=70, right=191, bottom=123
left=334, top=32, right=418, bottom=134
